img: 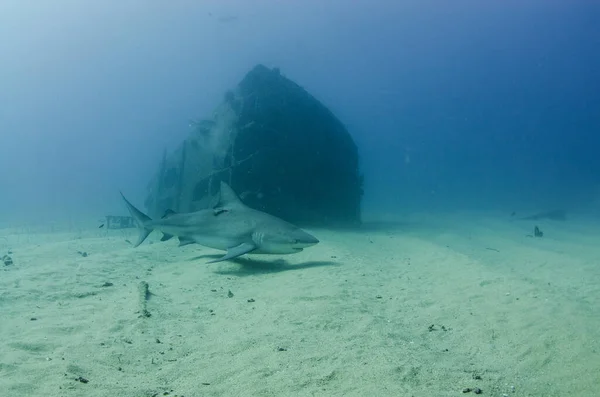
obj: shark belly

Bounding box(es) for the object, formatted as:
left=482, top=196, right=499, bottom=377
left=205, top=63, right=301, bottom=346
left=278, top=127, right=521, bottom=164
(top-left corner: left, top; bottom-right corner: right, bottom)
left=160, top=228, right=242, bottom=251
left=151, top=206, right=258, bottom=253
left=190, top=235, right=246, bottom=251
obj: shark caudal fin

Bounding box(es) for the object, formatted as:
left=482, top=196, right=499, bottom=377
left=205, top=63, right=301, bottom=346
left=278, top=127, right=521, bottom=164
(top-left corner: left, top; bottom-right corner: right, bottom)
left=120, top=192, right=153, bottom=247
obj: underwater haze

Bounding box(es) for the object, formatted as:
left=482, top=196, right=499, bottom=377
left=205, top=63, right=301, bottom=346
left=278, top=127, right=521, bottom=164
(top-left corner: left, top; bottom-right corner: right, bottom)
left=1, top=1, right=600, bottom=396
left=1, top=0, right=598, bottom=222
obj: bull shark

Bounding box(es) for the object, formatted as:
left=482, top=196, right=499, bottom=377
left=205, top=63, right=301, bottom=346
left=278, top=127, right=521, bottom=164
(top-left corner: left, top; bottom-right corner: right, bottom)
left=120, top=182, right=319, bottom=263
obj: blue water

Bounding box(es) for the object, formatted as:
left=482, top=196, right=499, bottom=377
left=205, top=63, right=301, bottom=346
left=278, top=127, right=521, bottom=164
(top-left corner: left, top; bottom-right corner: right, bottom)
left=0, top=1, right=599, bottom=395
left=1, top=1, right=598, bottom=221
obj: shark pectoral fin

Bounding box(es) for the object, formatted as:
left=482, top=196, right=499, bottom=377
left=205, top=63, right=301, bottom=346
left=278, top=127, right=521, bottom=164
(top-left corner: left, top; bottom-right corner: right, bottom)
left=160, top=233, right=174, bottom=242
left=178, top=237, right=195, bottom=247
left=206, top=242, right=256, bottom=264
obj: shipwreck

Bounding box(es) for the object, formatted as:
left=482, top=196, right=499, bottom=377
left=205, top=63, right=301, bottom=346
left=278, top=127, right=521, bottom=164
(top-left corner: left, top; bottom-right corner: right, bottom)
left=144, top=64, right=363, bottom=226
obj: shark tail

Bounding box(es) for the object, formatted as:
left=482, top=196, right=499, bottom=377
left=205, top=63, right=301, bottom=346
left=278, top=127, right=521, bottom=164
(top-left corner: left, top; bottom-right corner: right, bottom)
left=120, top=192, right=153, bottom=247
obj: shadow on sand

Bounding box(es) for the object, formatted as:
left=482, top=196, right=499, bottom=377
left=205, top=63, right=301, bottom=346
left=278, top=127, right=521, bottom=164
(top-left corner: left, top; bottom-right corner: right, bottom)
left=332, top=220, right=428, bottom=233
left=188, top=255, right=338, bottom=276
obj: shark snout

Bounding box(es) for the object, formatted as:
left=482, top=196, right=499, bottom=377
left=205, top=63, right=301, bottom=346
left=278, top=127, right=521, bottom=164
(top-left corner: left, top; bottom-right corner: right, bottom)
left=293, top=231, right=320, bottom=249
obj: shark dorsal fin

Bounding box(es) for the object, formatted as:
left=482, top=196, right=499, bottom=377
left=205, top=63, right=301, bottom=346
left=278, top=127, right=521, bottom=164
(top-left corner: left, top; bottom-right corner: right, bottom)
left=217, top=182, right=244, bottom=208
left=161, top=209, right=177, bottom=219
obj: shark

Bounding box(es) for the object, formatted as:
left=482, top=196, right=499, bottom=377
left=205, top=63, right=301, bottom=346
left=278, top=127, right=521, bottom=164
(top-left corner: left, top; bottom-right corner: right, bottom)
left=120, top=182, right=319, bottom=263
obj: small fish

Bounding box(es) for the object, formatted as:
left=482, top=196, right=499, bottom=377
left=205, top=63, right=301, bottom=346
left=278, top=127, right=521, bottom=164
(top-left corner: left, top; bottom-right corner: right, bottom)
left=99, top=224, right=105, bottom=229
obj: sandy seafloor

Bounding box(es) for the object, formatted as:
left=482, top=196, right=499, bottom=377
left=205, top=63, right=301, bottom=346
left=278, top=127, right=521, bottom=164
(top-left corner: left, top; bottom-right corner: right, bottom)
left=1, top=211, right=599, bottom=397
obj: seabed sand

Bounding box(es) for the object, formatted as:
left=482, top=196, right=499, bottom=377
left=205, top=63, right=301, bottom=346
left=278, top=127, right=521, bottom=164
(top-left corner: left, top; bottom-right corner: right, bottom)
left=0, top=213, right=599, bottom=396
